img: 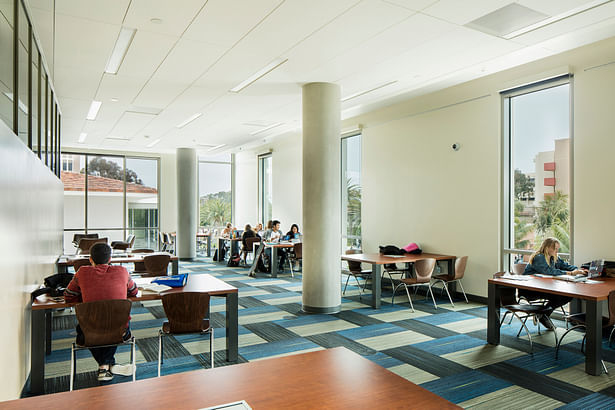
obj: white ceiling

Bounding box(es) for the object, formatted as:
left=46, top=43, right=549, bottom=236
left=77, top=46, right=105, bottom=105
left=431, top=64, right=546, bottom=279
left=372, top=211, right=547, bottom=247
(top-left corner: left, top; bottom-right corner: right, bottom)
left=27, top=0, right=615, bottom=154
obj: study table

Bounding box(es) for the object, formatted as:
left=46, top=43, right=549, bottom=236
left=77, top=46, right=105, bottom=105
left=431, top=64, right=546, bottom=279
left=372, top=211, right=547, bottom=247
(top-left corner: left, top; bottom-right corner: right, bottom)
left=488, top=275, right=615, bottom=375
left=29, top=274, right=238, bottom=395
left=217, top=237, right=242, bottom=261
left=197, top=233, right=212, bottom=257
left=7, top=347, right=459, bottom=409
left=56, top=252, right=179, bottom=275
left=341, top=253, right=457, bottom=309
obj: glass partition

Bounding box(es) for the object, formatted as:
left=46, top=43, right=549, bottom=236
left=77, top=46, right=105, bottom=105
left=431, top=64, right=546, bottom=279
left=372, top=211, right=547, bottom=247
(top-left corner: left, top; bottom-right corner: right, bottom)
left=258, top=154, right=272, bottom=224
left=341, top=134, right=362, bottom=250
left=126, top=157, right=159, bottom=249
left=199, top=161, right=232, bottom=233
left=0, top=0, right=13, bottom=129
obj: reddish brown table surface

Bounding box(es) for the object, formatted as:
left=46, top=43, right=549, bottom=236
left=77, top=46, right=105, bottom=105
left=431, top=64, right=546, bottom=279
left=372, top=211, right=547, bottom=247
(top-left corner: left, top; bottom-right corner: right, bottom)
left=341, top=252, right=456, bottom=264
left=264, top=242, right=295, bottom=248
left=3, top=347, right=458, bottom=409
left=32, top=273, right=237, bottom=310
left=489, top=276, right=615, bottom=301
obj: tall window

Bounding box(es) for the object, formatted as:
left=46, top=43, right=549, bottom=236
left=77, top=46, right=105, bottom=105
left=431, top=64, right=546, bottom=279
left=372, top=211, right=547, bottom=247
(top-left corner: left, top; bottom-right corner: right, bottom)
left=0, top=0, right=14, bottom=129
left=199, top=154, right=232, bottom=233
left=258, top=153, right=272, bottom=224
left=341, top=134, right=362, bottom=250
left=61, top=153, right=159, bottom=253
left=503, top=78, right=571, bottom=269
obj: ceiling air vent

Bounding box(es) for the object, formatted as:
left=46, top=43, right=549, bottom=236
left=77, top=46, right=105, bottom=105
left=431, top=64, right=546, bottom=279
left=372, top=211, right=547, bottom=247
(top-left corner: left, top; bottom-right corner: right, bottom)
left=465, top=3, right=548, bottom=38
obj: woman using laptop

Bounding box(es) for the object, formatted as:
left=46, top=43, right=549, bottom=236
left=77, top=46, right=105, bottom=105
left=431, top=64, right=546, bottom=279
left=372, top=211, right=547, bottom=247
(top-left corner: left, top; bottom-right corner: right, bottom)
left=522, top=237, right=585, bottom=330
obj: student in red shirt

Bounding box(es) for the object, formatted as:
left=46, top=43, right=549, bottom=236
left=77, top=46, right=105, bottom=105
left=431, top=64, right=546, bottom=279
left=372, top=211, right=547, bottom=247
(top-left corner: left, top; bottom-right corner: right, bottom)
left=64, top=243, right=138, bottom=381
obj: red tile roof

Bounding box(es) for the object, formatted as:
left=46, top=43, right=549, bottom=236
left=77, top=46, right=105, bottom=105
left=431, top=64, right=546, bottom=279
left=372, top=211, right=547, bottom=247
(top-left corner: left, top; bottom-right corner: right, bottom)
left=61, top=172, right=158, bottom=194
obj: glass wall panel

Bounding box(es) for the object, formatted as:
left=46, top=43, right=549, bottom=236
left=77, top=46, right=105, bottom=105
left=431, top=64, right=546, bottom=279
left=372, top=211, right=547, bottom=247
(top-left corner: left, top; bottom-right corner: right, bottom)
left=87, top=155, right=125, bottom=230
left=125, top=157, right=159, bottom=249
left=258, top=154, right=272, bottom=224
left=31, top=45, right=38, bottom=152
left=0, top=0, right=14, bottom=129
left=17, top=1, right=28, bottom=145
left=61, top=154, right=85, bottom=253
left=199, top=161, right=232, bottom=233
left=504, top=82, right=571, bottom=267
left=341, top=134, right=362, bottom=250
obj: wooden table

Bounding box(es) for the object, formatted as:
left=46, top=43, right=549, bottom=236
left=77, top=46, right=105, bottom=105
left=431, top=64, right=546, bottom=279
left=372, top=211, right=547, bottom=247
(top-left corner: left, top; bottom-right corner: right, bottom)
left=197, top=233, right=212, bottom=257
left=8, top=347, right=459, bottom=409
left=217, top=237, right=242, bottom=262
left=29, top=274, right=238, bottom=395
left=488, top=275, right=615, bottom=375
left=56, top=252, right=179, bottom=275
left=264, top=242, right=294, bottom=278
left=341, top=253, right=456, bottom=309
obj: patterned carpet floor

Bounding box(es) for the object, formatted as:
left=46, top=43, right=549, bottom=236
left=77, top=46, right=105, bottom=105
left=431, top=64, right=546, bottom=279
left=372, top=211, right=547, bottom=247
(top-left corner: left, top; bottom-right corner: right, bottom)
left=40, top=257, right=615, bottom=408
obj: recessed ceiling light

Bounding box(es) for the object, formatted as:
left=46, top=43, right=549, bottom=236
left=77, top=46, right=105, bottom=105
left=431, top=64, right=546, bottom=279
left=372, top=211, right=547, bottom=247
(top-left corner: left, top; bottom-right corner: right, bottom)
left=146, top=138, right=161, bottom=148
left=86, top=100, right=102, bottom=120
left=78, top=132, right=87, bottom=143
left=341, top=81, right=398, bottom=102
left=150, top=18, right=163, bottom=24
left=110, top=98, right=119, bottom=102
left=176, top=113, right=202, bottom=128
left=250, top=122, right=283, bottom=136
left=105, top=27, right=137, bottom=75
left=229, top=58, right=288, bottom=93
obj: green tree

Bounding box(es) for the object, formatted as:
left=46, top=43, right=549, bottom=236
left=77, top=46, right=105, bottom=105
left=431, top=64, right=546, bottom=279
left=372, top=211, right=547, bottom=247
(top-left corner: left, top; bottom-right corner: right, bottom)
left=346, top=179, right=361, bottom=241
left=514, top=169, right=534, bottom=200
left=514, top=200, right=532, bottom=249
left=534, top=191, right=570, bottom=252
left=81, top=157, right=143, bottom=184
left=199, top=191, right=231, bottom=227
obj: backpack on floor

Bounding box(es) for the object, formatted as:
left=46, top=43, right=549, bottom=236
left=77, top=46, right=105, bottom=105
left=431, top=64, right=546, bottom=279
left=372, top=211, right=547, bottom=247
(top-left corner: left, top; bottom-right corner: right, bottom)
left=227, top=253, right=241, bottom=267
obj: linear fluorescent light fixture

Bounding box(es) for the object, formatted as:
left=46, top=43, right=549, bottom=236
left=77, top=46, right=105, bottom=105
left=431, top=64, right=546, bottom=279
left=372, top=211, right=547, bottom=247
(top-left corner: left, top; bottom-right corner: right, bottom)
left=229, top=58, right=288, bottom=93
left=177, top=113, right=202, bottom=128
left=105, top=27, right=137, bottom=74
left=250, top=122, right=283, bottom=136
left=78, top=132, right=87, bottom=143
left=146, top=138, right=161, bottom=148
left=207, top=144, right=225, bottom=152
left=503, top=0, right=612, bottom=39
left=86, top=100, right=102, bottom=120
left=341, top=81, right=398, bottom=102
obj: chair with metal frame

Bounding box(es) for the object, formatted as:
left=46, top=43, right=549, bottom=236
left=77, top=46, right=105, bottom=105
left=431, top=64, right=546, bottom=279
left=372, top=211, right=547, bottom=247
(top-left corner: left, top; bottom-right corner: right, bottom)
left=77, top=237, right=108, bottom=254
left=431, top=256, right=469, bottom=307
left=111, top=234, right=136, bottom=252
left=342, top=249, right=372, bottom=300
left=392, top=258, right=438, bottom=311
left=158, top=292, right=213, bottom=377
left=243, top=236, right=261, bottom=265
left=70, top=299, right=136, bottom=390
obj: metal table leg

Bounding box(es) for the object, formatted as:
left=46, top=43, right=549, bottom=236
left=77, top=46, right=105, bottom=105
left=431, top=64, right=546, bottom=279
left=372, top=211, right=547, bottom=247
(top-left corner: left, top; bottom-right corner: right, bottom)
left=31, top=308, right=47, bottom=395
left=586, top=299, right=602, bottom=375
left=207, top=236, right=211, bottom=257
left=45, top=310, right=52, bottom=355
left=225, top=293, right=238, bottom=362
left=218, top=238, right=225, bottom=263
left=371, top=264, right=381, bottom=309
left=487, top=282, right=501, bottom=345
left=172, top=259, right=178, bottom=275
left=271, top=247, right=278, bottom=278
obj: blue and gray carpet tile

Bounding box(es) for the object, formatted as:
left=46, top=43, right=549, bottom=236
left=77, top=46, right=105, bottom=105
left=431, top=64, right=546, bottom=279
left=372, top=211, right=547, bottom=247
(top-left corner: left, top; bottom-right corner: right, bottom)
left=38, top=257, right=615, bottom=408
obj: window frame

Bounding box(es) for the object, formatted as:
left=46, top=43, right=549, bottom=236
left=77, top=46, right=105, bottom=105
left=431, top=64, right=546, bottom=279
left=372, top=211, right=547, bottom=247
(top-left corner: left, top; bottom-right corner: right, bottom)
left=197, top=156, right=234, bottom=229
left=257, top=152, right=272, bottom=224
left=340, top=132, right=362, bottom=251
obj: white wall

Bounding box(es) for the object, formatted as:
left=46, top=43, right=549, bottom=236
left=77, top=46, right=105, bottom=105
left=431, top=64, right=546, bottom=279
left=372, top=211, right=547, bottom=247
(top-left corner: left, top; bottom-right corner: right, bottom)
left=0, top=121, right=63, bottom=400
left=234, top=36, right=615, bottom=299
left=234, top=151, right=258, bottom=227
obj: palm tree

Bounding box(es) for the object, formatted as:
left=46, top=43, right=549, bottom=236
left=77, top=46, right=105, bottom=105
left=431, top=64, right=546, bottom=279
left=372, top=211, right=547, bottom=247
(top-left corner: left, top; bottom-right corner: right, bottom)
left=346, top=179, right=362, bottom=244
left=534, top=191, right=570, bottom=252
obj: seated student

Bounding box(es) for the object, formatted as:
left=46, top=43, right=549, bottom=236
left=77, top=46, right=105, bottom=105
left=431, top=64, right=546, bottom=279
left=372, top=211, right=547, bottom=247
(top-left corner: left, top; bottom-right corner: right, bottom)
left=265, top=220, right=287, bottom=270
left=255, top=223, right=264, bottom=237
left=64, top=243, right=138, bottom=381
left=263, top=220, right=274, bottom=240
left=523, top=237, right=585, bottom=330
left=221, top=223, right=233, bottom=238
left=285, top=224, right=302, bottom=241
left=241, top=224, right=257, bottom=263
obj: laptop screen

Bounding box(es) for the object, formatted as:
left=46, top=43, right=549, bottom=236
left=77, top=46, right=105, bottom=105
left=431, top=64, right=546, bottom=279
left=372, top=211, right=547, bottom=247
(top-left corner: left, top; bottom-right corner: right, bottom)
left=588, top=259, right=604, bottom=278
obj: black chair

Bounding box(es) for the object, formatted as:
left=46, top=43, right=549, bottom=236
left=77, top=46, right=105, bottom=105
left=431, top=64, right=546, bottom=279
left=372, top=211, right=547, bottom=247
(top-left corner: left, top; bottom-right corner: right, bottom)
left=158, top=292, right=213, bottom=376
left=111, top=235, right=136, bottom=252
left=72, top=233, right=99, bottom=247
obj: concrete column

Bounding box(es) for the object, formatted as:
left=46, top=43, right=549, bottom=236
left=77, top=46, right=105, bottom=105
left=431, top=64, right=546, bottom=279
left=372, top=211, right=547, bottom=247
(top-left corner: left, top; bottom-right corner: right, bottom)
left=302, top=82, right=341, bottom=313
left=176, top=148, right=197, bottom=260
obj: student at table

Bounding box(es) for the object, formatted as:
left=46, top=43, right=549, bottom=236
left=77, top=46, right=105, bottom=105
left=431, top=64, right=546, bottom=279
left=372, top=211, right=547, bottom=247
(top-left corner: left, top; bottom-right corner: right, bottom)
left=264, top=220, right=287, bottom=270
left=522, top=237, right=585, bottom=330
left=221, top=222, right=233, bottom=238
left=285, top=224, right=302, bottom=241
left=241, top=224, right=257, bottom=263
left=64, top=243, right=138, bottom=381
left=255, top=223, right=264, bottom=237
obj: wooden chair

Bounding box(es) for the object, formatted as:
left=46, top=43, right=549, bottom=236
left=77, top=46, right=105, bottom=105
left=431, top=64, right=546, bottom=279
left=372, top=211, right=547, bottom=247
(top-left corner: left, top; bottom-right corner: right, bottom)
left=392, top=258, right=438, bottom=311
left=77, top=237, right=108, bottom=254
left=512, top=263, right=528, bottom=274
left=342, top=249, right=372, bottom=300
left=158, top=292, right=213, bottom=376
left=111, top=234, right=136, bottom=252
left=289, top=242, right=303, bottom=273
left=140, top=254, right=171, bottom=277
left=431, top=256, right=469, bottom=307
left=131, top=249, right=154, bottom=274
left=493, top=272, right=556, bottom=354
left=243, top=236, right=261, bottom=265
left=555, top=290, right=615, bottom=374
left=71, top=299, right=136, bottom=390
left=72, top=258, right=91, bottom=273
left=72, top=233, right=99, bottom=247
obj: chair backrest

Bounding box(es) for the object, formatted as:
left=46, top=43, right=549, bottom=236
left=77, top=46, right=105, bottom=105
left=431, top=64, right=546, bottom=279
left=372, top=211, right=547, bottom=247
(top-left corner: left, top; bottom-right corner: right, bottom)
left=78, top=237, right=108, bottom=254
left=512, top=263, right=527, bottom=275
left=162, top=292, right=210, bottom=333
left=414, top=258, right=436, bottom=283
left=345, top=249, right=363, bottom=272
left=73, top=233, right=99, bottom=246
left=72, top=258, right=91, bottom=273
left=126, top=234, right=136, bottom=248
left=75, top=299, right=132, bottom=346
left=143, top=253, right=171, bottom=277
left=607, top=291, right=615, bottom=327
left=293, top=242, right=302, bottom=259
left=454, top=256, right=468, bottom=280
left=132, top=248, right=155, bottom=253
left=493, top=272, right=518, bottom=306
left=245, top=236, right=261, bottom=250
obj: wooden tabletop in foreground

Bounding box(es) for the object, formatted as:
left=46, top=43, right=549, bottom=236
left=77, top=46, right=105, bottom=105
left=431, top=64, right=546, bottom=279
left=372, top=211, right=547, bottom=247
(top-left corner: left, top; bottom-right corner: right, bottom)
left=3, top=347, right=458, bottom=409
left=341, top=252, right=456, bottom=264
left=489, top=276, right=615, bottom=301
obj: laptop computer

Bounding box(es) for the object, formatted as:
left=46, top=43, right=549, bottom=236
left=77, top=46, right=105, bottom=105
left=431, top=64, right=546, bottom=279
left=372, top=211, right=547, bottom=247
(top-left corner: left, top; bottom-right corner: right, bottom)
left=588, top=259, right=605, bottom=278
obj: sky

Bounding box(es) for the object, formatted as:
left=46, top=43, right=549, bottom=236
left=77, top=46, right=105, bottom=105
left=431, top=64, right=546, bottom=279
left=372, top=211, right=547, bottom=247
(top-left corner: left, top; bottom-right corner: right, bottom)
left=512, top=83, right=570, bottom=174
